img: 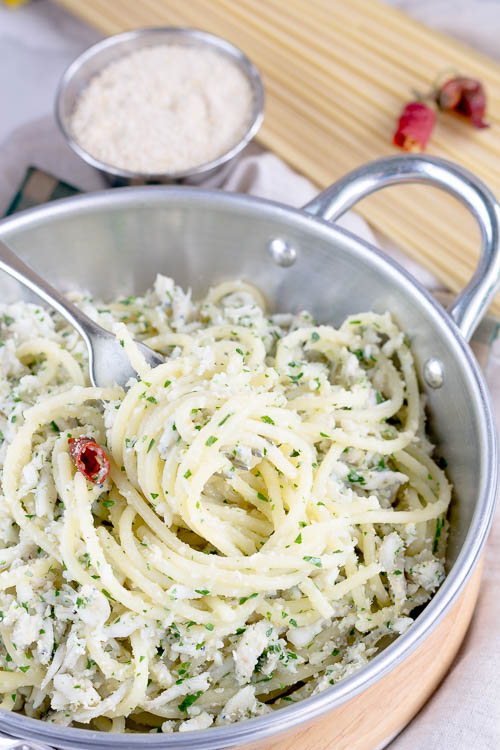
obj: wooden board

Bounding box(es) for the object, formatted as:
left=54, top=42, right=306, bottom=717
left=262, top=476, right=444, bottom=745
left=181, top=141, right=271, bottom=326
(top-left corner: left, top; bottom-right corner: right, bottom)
left=53, top=0, right=500, bottom=316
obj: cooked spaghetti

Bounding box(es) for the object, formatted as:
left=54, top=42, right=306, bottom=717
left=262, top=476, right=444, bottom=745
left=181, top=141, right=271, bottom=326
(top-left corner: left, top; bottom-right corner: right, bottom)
left=0, top=277, right=450, bottom=732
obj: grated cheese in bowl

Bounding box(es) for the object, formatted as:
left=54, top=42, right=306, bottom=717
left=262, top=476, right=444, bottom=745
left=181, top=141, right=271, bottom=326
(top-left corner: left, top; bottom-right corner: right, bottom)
left=68, top=43, right=256, bottom=176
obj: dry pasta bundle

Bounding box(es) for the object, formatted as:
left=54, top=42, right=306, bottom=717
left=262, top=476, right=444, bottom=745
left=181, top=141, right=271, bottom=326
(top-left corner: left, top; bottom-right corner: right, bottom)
left=0, top=276, right=450, bottom=731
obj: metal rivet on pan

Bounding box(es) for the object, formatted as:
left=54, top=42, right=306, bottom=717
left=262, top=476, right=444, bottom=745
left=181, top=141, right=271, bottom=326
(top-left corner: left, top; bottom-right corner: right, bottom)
left=423, top=358, right=444, bottom=388
left=268, top=238, right=297, bottom=266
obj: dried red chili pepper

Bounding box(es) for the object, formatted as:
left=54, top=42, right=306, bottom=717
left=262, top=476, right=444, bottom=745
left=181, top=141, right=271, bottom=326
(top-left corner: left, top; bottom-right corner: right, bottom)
left=437, top=77, right=489, bottom=129
left=68, top=436, right=110, bottom=485
left=393, top=101, right=436, bottom=152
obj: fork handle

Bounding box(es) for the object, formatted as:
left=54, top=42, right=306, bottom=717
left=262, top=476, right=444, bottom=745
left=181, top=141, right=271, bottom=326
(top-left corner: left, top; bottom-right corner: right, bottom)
left=0, top=238, right=104, bottom=346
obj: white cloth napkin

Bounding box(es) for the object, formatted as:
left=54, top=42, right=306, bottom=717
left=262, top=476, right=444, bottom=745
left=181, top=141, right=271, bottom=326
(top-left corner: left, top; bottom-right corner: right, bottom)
left=0, top=120, right=499, bottom=749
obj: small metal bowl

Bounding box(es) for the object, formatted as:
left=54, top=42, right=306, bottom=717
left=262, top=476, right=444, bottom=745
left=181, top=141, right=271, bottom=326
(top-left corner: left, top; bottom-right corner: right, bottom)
left=55, top=27, right=265, bottom=187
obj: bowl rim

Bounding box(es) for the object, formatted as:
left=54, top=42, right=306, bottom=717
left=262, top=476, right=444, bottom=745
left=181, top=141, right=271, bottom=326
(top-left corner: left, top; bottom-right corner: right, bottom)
left=54, top=26, right=265, bottom=181
left=0, top=186, right=497, bottom=749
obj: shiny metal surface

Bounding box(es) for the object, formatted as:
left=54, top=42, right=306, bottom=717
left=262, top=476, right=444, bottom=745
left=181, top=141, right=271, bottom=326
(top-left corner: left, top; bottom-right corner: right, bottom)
left=305, top=155, right=500, bottom=341
left=267, top=237, right=298, bottom=267
left=0, top=156, right=497, bottom=750
left=55, top=27, right=265, bottom=187
left=0, top=238, right=163, bottom=388
left=423, top=357, right=445, bottom=389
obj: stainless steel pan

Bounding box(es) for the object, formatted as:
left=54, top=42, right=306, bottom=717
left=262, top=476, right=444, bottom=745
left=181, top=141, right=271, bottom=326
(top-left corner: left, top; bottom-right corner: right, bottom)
left=0, top=155, right=498, bottom=750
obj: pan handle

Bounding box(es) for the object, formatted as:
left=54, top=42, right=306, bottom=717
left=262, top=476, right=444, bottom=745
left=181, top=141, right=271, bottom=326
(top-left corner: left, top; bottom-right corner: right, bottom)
left=303, top=155, right=500, bottom=342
